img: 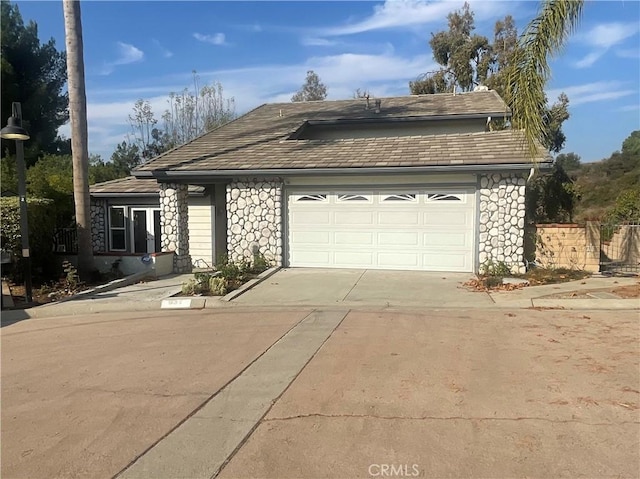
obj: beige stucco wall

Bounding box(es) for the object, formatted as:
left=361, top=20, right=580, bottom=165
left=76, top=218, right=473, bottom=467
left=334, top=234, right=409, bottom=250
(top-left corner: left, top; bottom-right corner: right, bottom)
left=535, top=222, right=600, bottom=272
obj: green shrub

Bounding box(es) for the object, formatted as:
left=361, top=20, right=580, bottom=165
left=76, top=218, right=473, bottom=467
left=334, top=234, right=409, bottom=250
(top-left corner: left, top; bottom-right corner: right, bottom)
left=216, top=255, right=244, bottom=281
left=484, top=276, right=503, bottom=288
left=0, top=197, right=57, bottom=281
left=480, top=259, right=512, bottom=277
left=209, top=276, right=228, bottom=295
left=251, top=252, right=271, bottom=274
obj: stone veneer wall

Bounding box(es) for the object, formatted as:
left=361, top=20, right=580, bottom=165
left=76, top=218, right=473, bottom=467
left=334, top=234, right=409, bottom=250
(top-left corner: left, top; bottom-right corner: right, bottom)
left=159, top=183, right=191, bottom=273
left=227, top=178, right=282, bottom=266
left=90, top=198, right=106, bottom=252
left=478, top=173, right=527, bottom=274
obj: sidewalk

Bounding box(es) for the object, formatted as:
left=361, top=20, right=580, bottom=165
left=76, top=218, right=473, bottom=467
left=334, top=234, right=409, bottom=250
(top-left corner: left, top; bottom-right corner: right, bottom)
left=2, top=273, right=638, bottom=324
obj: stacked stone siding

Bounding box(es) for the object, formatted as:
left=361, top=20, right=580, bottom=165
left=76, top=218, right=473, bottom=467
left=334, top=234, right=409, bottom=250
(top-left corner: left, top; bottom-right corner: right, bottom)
left=478, top=173, right=527, bottom=274
left=160, top=183, right=191, bottom=273
left=226, top=178, right=283, bottom=266
left=90, top=198, right=106, bottom=252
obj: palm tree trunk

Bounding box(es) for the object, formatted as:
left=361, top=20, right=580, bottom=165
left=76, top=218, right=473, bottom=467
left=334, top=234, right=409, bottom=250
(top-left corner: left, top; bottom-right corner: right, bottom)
left=63, top=0, right=94, bottom=279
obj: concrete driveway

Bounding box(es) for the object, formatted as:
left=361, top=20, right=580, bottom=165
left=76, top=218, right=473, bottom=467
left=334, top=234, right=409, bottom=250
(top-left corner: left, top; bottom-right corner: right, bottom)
left=2, top=306, right=638, bottom=479
left=235, top=268, right=492, bottom=308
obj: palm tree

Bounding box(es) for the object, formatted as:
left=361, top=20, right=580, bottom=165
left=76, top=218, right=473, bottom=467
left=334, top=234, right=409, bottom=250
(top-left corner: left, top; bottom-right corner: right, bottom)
left=63, top=0, right=94, bottom=278
left=507, top=0, right=584, bottom=160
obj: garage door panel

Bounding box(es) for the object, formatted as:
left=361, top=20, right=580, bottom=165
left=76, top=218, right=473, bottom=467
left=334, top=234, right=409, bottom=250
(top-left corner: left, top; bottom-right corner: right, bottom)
left=291, top=211, right=331, bottom=225
left=423, top=252, right=469, bottom=270
left=335, top=231, right=374, bottom=246
left=377, top=252, right=421, bottom=268
left=423, top=231, right=470, bottom=247
left=291, top=251, right=331, bottom=265
left=423, top=211, right=471, bottom=226
left=334, top=251, right=374, bottom=266
left=378, top=231, right=420, bottom=246
left=334, top=211, right=375, bottom=225
left=378, top=211, right=420, bottom=226
left=292, top=231, right=330, bottom=245
left=288, top=187, right=475, bottom=272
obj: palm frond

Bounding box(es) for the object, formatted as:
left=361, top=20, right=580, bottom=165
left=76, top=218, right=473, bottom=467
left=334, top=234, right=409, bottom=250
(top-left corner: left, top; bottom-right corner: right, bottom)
left=507, top=0, right=584, bottom=162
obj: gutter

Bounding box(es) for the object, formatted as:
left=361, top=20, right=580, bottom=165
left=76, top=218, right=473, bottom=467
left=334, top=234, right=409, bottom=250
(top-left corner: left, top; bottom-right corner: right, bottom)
left=134, top=162, right=552, bottom=181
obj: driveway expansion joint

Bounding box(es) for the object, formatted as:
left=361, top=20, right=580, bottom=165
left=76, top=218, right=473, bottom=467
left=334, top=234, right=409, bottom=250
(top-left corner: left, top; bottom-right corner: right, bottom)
left=262, top=413, right=640, bottom=427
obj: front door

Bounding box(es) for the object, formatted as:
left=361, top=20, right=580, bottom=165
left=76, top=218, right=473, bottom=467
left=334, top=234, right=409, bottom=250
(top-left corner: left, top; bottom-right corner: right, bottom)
left=132, top=208, right=161, bottom=254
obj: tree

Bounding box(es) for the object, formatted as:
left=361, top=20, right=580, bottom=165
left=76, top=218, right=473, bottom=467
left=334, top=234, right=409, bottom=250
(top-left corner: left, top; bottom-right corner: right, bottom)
left=555, top=152, right=581, bottom=172
left=410, top=3, right=491, bottom=94
left=291, top=70, right=327, bottom=102
left=110, top=141, right=141, bottom=175
left=1, top=1, right=69, bottom=165
left=63, top=0, right=94, bottom=279
left=526, top=160, right=578, bottom=223
left=410, top=2, right=572, bottom=155
left=162, top=73, right=235, bottom=147
left=507, top=0, right=584, bottom=159
left=127, top=75, right=236, bottom=161
left=26, top=154, right=74, bottom=224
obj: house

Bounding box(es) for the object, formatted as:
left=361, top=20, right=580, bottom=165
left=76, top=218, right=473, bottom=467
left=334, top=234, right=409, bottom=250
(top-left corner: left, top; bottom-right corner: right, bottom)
left=92, top=90, right=551, bottom=274
left=90, top=177, right=216, bottom=269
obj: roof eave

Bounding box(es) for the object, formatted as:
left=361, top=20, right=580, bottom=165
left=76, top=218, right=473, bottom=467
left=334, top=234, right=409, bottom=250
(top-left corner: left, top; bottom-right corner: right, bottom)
left=134, top=162, right=551, bottom=182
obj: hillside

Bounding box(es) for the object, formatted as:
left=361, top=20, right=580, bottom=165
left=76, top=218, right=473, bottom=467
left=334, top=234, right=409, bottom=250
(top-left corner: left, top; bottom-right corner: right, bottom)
left=571, top=131, right=640, bottom=222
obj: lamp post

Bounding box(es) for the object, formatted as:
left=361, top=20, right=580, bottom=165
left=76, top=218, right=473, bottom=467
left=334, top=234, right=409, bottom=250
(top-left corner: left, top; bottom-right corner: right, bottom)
left=1, top=102, right=32, bottom=303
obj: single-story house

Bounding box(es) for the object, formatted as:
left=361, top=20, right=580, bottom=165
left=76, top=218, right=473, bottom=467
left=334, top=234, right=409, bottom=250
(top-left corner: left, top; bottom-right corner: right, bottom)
left=90, top=90, right=551, bottom=274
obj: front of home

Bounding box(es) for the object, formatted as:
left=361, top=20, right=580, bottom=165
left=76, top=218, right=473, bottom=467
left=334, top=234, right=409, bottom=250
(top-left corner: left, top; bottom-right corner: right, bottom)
left=90, top=90, right=550, bottom=275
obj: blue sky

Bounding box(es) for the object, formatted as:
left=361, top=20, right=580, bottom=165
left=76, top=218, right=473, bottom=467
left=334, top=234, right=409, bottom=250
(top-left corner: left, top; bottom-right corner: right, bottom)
left=15, top=0, right=640, bottom=163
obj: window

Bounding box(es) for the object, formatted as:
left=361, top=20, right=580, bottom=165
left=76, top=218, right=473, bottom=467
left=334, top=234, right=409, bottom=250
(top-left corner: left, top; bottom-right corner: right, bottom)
left=337, top=194, right=371, bottom=203
left=426, top=193, right=463, bottom=202
left=295, top=194, right=327, bottom=202
left=109, top=206, right=126, bottom=251
left=381, top=193, right=417, bottom=202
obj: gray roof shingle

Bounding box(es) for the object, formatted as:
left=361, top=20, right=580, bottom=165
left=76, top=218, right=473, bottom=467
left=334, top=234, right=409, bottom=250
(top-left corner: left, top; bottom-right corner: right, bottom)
left=90, top=176, right=204, bottom=196
left=134, top=91, right=549, bottom=175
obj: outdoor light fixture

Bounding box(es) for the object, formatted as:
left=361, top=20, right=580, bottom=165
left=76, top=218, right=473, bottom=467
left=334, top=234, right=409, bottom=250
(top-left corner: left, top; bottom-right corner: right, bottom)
left=1, top=102, right=33, bottom=303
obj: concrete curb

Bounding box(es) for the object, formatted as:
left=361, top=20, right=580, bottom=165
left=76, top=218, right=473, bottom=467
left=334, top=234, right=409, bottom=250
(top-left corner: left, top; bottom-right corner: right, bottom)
left=221, top=266, right=281, bottom=302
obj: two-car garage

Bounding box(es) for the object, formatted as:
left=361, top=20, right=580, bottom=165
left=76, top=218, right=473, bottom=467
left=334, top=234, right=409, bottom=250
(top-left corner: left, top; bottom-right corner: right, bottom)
left=286, top=186, right=476, bottom=272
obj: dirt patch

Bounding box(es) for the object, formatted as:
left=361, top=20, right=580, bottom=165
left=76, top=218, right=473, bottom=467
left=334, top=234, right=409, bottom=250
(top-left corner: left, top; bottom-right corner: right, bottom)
left=612, top=283, right=640, bottom=299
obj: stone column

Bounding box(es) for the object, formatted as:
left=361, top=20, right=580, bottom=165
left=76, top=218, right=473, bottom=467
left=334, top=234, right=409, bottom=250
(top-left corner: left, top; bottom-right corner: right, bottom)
left=159, top=183, right=191, bottom=273
left=478, top=173, right=527, bottom=274
left=90, top=198, right=106, bottom=252
left=226, top=178, right=283, bottom=266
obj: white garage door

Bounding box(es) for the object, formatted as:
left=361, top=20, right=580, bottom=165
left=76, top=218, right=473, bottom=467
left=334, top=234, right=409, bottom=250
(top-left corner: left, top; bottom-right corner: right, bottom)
left=287, top=189, right=475, bottom=272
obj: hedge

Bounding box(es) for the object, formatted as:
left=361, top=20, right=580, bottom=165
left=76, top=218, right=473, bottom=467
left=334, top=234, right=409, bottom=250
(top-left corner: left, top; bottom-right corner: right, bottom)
left=0, top=197, right=58, bottom=281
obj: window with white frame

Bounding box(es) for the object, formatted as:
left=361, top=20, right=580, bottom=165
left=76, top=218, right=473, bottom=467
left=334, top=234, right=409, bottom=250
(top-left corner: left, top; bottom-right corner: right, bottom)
left=109, top=206, right=126, bottom=251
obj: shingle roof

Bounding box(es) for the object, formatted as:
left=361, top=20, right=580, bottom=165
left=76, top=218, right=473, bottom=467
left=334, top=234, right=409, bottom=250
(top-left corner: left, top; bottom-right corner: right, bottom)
left=134, top=91, right=548, bottom=175
left=90, top=176, right=204, bottom=196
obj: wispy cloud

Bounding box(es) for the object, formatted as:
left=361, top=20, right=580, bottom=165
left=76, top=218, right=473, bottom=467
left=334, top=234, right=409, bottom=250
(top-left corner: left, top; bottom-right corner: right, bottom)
left=152, top=38, right=173, bottom=58
left=616, top=48, right=640, bottom=59
left=574, top=22, right=640, bottom=68
left=193, top=32, right=227, bottom=45
left=314, top=0, right=513, bottom=37
left=302, top=37, right=339, bottom=47
left=548, top=81, right=636, bottom=106
left=617, top=104, right=640, bottom=112
left=100, top=42, right=144, bottom=75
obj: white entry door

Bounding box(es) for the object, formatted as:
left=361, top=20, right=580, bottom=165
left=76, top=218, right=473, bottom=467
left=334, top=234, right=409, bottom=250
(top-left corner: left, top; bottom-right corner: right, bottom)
left=287, top=189, right=475, bottom=272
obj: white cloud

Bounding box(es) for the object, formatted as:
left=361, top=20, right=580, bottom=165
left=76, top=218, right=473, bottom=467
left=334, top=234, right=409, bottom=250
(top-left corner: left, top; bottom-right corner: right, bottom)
left=315, top=0, right=514, bottom=37
left=152, top=38, right=173, bottom=58
left=548, top=81, right=636, bottom=106
left=302, top=37, right=339, bottom=47
left=574, top=22, right=640, bottom=68
left=100, top=42, right=144, bottom=75
left=193, top=32, right=227, bottom=45
left=580, top=22, right=640, bottom=49
left=616, top=48, right=640, bottom=59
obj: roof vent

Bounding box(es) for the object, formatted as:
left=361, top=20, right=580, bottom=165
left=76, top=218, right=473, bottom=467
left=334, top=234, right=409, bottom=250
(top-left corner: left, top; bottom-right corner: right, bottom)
left=474, top=85, right=489, bottom=92
left=375, top=99, right=381, bottom=113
